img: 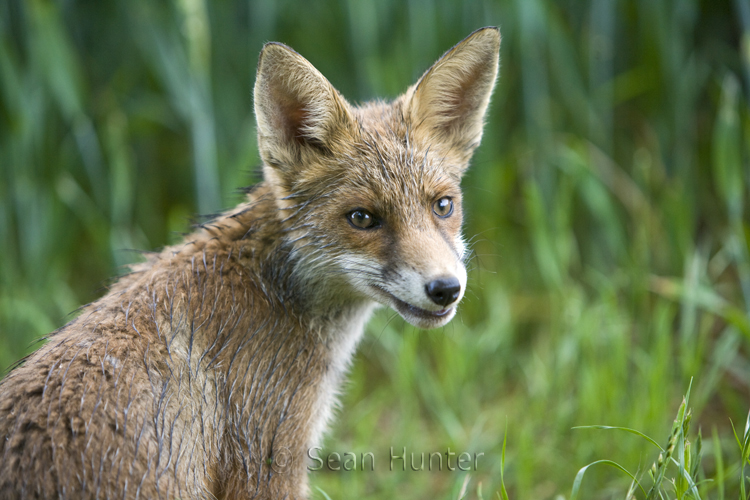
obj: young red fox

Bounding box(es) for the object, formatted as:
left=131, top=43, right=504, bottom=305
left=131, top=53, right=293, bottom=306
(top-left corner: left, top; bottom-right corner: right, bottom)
left=0, top=27, right=499, bottom=499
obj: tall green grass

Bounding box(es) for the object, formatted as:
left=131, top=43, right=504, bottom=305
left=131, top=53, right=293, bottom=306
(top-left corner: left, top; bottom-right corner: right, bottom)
left=1, top=0, right=749, bottom=498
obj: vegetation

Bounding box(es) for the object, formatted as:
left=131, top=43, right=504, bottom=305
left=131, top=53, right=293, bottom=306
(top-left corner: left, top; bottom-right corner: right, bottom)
left=1, top=0, right=749, bottom=498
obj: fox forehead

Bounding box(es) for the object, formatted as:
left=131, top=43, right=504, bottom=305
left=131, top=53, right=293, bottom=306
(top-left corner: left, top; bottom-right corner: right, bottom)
left=349, top=98, right=467, bottom=183
left=295, top=100, right=464, bottom=215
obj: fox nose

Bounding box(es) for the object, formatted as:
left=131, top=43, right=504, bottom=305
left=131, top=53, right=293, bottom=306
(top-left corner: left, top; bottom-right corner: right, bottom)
left=425, top=277, right=461, bottom=307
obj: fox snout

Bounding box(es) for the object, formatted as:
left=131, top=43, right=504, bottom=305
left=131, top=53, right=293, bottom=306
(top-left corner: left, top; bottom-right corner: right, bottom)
left=425, top=276, right=461, bottom=307
left=377, top=240, right=468, bottom=329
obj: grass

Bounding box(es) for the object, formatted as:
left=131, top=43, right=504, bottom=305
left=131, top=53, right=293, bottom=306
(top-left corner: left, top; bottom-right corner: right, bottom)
left=1, top=0, right=750, bottom=498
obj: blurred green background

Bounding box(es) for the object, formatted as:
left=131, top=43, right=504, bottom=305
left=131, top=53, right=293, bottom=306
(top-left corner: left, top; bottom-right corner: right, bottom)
left=1, top=0, right=750, bottom=498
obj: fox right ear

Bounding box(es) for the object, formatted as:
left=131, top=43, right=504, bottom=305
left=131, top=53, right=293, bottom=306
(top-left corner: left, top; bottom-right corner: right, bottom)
left=405, top=27, right=500, bottom=166
left=254, top=43, right=353, bottom=178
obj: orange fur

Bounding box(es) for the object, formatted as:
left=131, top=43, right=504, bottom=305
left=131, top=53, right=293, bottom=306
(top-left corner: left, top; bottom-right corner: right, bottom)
left=0, top=27, right=500, bottom=499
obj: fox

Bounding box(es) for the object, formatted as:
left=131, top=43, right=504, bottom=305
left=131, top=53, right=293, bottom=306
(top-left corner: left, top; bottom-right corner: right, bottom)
left=0, top=27, right=500, bottom=499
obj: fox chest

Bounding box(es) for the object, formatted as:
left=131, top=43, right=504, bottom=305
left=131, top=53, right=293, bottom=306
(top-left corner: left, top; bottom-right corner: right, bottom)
left=306, top=303, right=376, bottom=449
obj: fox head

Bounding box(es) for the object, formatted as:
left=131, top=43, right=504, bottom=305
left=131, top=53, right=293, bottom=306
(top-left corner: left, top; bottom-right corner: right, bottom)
left=253, top=28, right=500, bottom=329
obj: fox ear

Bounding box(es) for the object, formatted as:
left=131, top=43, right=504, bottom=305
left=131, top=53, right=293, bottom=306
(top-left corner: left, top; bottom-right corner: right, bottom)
left=406, top=27, right=500, bottom=162
left=254, top=43, right=353, bottom=176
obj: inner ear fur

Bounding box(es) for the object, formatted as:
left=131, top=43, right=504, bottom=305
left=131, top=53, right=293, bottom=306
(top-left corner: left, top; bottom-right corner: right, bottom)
left=405, top=27, right=500, bottom=160
left=254, top=43, right=354, bottom=173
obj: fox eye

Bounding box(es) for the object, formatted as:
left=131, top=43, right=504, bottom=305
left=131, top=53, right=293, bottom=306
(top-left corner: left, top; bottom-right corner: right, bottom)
left=347, top=209, right=378, bottom=229
left=433, top=197, right=454, bottom=218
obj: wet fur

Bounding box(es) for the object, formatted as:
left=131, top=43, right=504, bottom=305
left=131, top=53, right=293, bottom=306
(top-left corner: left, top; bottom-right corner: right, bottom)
left=0, top=28, right=500, bottom=499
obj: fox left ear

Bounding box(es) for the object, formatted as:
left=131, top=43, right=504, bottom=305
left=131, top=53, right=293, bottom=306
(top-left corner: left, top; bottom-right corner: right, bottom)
left=405, top=27, right=500, bottom=166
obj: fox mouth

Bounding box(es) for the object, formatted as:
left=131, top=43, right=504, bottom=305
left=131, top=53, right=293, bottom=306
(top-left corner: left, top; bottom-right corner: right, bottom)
left=372, top=286, right=454, bottom=323
left=391, top=297, right=452, bottom=319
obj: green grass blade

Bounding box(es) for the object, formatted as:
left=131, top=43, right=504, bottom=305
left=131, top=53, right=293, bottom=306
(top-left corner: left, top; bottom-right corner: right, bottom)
left=499, top=420, right=510, bottom=500
left=315, top=486, right=334, bottom=500
left=572, top=425, right=665, bottom=451
left=668, top=456, right=702, bottom=500
left=570, top=460, right=646, bottom=500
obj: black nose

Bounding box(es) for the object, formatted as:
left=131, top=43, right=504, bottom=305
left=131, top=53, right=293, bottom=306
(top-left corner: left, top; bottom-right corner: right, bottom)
left=425, top=277, right=461, bottom=307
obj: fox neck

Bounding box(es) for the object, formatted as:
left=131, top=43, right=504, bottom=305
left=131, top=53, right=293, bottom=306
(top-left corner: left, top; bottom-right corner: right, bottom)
left=256, top=179, right=377, bottom=323
left=245, top=184, right=378, bottom=452
left=183, top=180, right=375, bottom=339
left=181, top=181, right=376, bottom=444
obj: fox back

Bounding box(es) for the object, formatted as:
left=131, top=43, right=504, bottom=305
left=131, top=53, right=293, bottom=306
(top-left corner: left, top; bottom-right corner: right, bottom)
left=0, top=28, right=500, bottom=499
